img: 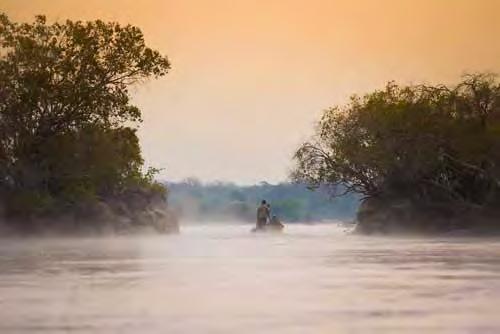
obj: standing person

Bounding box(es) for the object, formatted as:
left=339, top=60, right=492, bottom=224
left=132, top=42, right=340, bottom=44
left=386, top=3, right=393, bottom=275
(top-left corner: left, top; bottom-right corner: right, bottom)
left=256, top=200, right=270, bottom=229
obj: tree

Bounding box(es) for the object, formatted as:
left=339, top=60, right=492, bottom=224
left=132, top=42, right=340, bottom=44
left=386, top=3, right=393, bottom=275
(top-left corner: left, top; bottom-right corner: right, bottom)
left=0, top=14, right=170, bottom=218
left=292, top=74, right=500, bottom=210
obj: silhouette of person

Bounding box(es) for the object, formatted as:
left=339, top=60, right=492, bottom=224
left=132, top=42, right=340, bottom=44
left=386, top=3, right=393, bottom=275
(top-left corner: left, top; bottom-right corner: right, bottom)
left=256, top=200, right=270, bottom=229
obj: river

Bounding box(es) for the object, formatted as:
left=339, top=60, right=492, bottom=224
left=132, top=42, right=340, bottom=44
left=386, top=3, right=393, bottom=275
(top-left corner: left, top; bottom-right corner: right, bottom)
left=1, top=224, right=500, bottom=333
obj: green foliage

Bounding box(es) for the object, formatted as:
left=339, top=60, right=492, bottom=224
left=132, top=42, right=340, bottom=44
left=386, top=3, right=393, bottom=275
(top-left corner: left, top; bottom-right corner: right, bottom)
left=132, top=167, right=168, bottom=199
left=0, top=13, right=170, bottom=218
left=293, top=73, right=500, bottom=210
left=168, top=181, right=359, bottom=222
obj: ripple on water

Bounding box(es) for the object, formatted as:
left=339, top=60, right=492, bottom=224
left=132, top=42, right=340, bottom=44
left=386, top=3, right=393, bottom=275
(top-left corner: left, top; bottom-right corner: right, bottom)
left=1, top=224, right=500, bottom=333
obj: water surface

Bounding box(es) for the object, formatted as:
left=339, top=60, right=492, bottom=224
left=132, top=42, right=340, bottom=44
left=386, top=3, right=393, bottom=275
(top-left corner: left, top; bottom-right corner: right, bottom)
left=1, top=224, right=500, bottom=333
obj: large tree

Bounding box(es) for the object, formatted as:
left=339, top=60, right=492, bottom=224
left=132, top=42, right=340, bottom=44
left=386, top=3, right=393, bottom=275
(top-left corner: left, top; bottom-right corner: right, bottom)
left=0, top=14, right=170, bottom=216
left=292, top=74, right=500, bottom=210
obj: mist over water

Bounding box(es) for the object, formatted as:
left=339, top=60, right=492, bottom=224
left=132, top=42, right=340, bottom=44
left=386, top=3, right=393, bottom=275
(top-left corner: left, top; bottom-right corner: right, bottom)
left=1, top=224, right=500, bottom=333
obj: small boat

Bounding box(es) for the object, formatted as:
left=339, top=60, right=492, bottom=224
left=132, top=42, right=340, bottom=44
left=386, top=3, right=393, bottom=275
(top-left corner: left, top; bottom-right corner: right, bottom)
left=251, top=216, right=285, bottom=233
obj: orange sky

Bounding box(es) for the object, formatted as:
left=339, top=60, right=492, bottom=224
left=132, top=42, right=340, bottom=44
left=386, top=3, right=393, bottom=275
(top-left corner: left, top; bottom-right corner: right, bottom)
left=2, top=0, right=500, bottom=184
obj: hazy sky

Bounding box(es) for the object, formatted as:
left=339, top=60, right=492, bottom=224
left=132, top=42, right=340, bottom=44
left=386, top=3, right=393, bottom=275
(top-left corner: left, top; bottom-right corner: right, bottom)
left=2, top=0, right=500, bottom=184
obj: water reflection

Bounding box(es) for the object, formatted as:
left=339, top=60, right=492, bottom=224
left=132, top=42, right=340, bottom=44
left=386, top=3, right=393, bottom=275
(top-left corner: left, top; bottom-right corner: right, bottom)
left=1, top=225, right=500, bottom=333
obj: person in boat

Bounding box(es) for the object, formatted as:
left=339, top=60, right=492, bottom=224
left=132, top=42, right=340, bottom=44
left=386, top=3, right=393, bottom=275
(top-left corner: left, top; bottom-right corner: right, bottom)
left=256, top=200, right=270, bottom=229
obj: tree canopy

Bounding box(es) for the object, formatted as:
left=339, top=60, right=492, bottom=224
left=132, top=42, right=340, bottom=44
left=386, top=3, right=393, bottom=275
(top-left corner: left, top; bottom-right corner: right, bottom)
left=293, top=74, right=500, bottom=210
left=0, top=14, right=170, bottom=219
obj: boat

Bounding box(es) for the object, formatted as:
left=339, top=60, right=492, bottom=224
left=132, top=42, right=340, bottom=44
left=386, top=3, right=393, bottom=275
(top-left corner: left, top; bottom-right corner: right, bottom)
left=251, top=216, right=285, bottom=233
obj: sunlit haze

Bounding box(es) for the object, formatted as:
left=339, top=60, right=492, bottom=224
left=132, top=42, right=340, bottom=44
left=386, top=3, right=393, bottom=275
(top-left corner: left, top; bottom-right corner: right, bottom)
left=2, top=0, right=500, bottom=184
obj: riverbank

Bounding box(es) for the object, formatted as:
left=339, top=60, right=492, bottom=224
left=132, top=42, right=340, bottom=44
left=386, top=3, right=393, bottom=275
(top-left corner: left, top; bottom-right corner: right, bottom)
left=353, top=197, right=500, bottom=236
left=0, top=190, right=179, bottom=236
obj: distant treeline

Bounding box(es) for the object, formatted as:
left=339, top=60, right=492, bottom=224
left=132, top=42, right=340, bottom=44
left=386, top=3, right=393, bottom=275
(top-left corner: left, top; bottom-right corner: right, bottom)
left=167, top=179, right=359, bottom=222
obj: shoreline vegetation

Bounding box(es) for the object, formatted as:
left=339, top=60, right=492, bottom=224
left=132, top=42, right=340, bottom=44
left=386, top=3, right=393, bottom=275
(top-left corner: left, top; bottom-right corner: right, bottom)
left=0, top=14, right=178, bottom=235
left=293, top=73, right=500, bottom=235
left=167, top=180, right=358, bottom=223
